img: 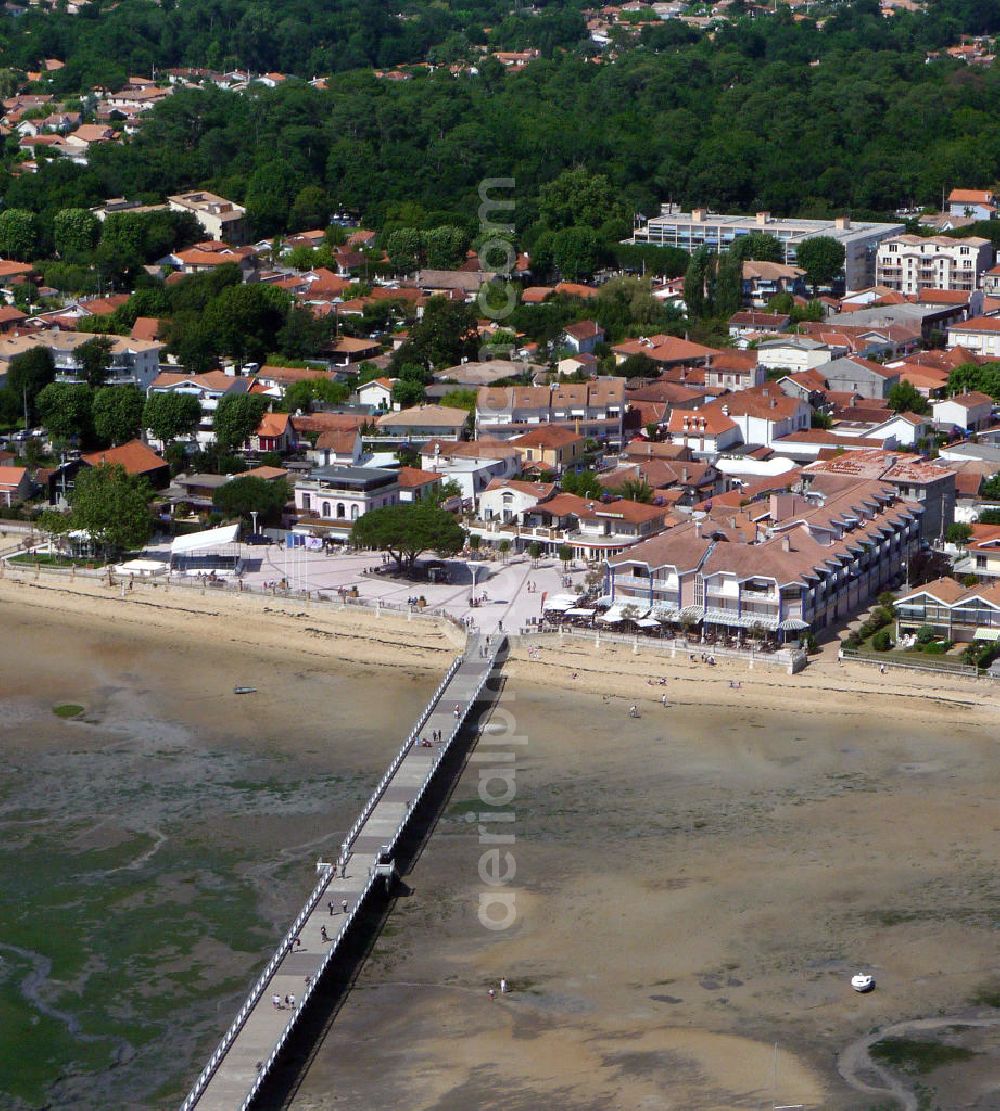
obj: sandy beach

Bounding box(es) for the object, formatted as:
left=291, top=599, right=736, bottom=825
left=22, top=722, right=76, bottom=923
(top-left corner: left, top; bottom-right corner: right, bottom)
left=2, top=572, right=999, bottom=1109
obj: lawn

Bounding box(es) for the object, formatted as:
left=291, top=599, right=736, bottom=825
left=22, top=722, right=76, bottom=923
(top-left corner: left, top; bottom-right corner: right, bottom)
left=8, top=553, right=100, bottom=568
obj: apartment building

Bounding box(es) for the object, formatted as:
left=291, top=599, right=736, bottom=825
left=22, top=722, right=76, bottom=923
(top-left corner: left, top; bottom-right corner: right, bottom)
left=606, top=481, right=922, bottom=642
left=626, top=206, right=904, bottom=291
left=146, top=370, right=250, bottom=448
left=0, top=331, right=164, bottom=390
left=875, top=234, right=993, bottom=294
left=167, top=191, right=249, bottom=245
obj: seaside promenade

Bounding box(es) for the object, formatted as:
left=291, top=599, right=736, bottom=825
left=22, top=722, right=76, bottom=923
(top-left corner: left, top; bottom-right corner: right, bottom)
left=180, top=632, right=506, bottom=1111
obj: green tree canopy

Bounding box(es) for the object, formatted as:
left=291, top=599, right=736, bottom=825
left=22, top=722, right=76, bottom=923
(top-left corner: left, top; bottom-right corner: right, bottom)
left=37, top=381, right=93, bottom=443
left=76, top=336, right=116, bottom=388
left=795, top=236, right=846, bottom=292
left=731, top=232, right=783, bottom=263
left=54, top=208, right=100, bottom=261
left=385, top=227, right=422, bottom=272
left=887, top=380, right=930, bottom=415
left=553, top=226, right=600, bottom=281
left=7, top=347, right=56, bottom=420
left=562, top=469, right=602, bottom=497
left=143, top=391, right=202, bottom=444
left=212, top=475, right=290, bottom=524
left=946, top=363, right=1000, bottom=401
left=350, top=501, right=465, bottom=572
left=399, top=296, right=478, bottom=370
left=0, top=209, right=40, bottom=261
left=69, top=463, right=153, bottom=558
left=92, top=385, right=145, bottom=446
left=213, top=393, right=269, bottom=451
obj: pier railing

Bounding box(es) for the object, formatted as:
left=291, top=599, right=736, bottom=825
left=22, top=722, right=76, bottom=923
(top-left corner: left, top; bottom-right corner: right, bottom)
left=178, top=636, right=503, bottom=1111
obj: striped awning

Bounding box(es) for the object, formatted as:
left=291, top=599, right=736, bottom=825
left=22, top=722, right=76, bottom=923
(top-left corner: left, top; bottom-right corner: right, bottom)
left=974, top=626, right=1000, bottom=642
left=778, top=617, right=810, bottom=632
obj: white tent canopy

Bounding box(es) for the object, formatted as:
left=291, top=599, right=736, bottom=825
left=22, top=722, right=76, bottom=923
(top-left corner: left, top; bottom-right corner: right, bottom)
left=170, top=524, right=239, bottom=555
left=544, top=593, right=578, bottom=611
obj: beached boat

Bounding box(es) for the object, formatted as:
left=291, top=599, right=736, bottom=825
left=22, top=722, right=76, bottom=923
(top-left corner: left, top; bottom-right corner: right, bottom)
left=233, top=685, right=257, bottom=695
left=851, top=972, right=875, bottom=992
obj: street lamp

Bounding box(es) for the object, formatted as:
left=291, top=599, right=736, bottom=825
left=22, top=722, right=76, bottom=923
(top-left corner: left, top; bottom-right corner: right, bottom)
left=469, top=561, right=482, bottom=607
left=250, top=510, right=259, bottom=537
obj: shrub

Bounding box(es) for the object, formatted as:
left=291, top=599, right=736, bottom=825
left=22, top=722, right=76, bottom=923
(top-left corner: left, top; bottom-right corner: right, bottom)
left=915, top=624, right=937, bottom=645
left=921, top=640, right=950, bottom=655
left=872, top=628, right=893, bottom=652
left=845, top=630, right=863, bottom=648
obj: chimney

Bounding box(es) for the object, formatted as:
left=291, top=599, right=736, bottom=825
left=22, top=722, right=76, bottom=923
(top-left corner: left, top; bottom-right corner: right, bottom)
left=755, top=211, right=770, bottom=226
left=722, top=403, right=729, bottom=416
left=835, top=216, right=851, bottom=231
left=691, top=208, right=705, bottom=224
left=781, top=535, right=792, bottom=552
left=694, top=520, right=702, bottom=538
left=770, top=398, right=777, bottom=409
left=682, top=466, right=689, bottom=481
left=762, top=387, right=769, bottom=398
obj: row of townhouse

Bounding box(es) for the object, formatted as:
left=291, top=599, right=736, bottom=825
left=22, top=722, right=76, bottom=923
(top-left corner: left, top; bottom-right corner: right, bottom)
left=605, top=479, right=923, bottom=644
left=475, top=379, right=627, bottom=444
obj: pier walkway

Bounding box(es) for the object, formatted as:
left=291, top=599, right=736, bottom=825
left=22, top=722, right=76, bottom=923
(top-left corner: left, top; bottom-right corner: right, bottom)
left=180, top=633, right=505, bottom=1111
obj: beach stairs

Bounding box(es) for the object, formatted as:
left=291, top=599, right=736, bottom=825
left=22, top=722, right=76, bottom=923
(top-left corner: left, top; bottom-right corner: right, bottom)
left=180, top=634, right=506, bottom=1111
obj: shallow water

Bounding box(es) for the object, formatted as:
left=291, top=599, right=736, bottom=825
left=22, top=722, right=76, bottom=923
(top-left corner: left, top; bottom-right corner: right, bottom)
left=0, top=604, right=434, bottom=1110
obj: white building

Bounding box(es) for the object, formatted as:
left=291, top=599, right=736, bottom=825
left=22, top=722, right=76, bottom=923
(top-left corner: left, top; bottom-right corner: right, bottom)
left=167, top=191, right=248, bottom=245
left=294, top=465, right=400, bottom=539
left=627, top=206, right=904, bottom=291
left=946, top=315, right=1000, bottom=356
left=756, top=336, right=843, bottom=373
left=146, top=370, right=250, bottom=448
left=932, top=392, right=995, bottom=432
left=0, top=331, right=165, bottom=390
left=875, top=235, right=993, bottom=294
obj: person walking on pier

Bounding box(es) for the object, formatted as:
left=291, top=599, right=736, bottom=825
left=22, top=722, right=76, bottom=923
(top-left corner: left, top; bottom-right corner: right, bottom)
left=328, top=900, right=335, bottom=915
left=272, top=993, right=282, bottom=1009
left=286, top=993, right=295, bottom=1009
left=321, top=925, right=329, bottom=942
left=342, top=899, right=348, bottom=914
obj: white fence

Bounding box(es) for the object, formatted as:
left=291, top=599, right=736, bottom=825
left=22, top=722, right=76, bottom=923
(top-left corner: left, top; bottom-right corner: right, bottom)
left=839, top=647, right=987, bottom=679
left=523, top=625, right=806, bottom=672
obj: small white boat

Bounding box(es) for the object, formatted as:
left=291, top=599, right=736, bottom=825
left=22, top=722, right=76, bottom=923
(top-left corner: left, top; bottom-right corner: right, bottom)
left=233, top=685, right=257, bottom=695
left=851, top=972, right=875, bottom=993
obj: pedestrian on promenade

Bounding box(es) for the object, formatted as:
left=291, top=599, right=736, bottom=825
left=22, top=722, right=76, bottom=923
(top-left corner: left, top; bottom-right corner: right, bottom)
left=272, top=993, right=282, bottom=1009
left=286, top=993, right=295, bottom=1009
left=500, top=977, right=508, bottom=993
left=453, top=704, right=460, bottom=719
left=321, top=926, right=329, bottom=941
left=498, top=619, right=503, bottom=632
left=342, top=899, right=348, bottom=914
left=294, top=935, right=302, bottom=950
left=328, top=900, right=335, bottom=915
left=488, top=987, right=496, bottom=1001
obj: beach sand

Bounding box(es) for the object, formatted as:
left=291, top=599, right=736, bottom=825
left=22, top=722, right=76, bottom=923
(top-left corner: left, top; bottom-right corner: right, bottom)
left=2, top=574, right=999, bottom=1109
left=286, top=642, right=1000, bottom=1109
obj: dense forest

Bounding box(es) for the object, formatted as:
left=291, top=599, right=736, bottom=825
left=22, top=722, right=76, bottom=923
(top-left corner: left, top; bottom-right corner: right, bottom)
left=6, top=1, right=1000, bottom=250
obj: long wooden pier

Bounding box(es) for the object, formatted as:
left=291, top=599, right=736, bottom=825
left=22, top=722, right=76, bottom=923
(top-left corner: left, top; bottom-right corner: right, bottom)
left=180, top=634, right=505, bottom=1111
